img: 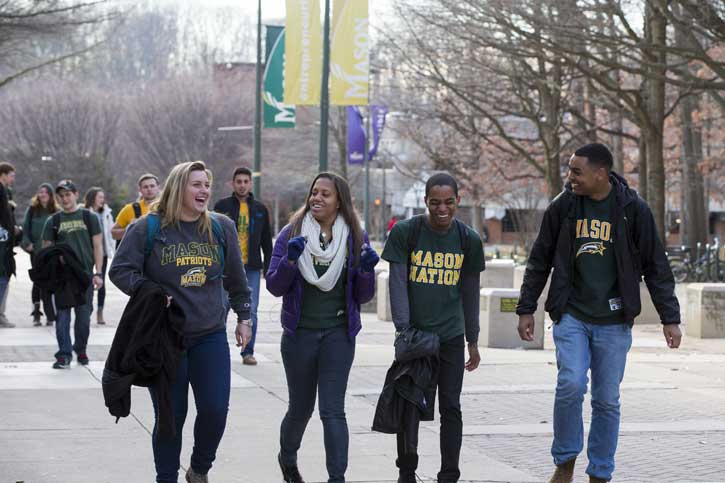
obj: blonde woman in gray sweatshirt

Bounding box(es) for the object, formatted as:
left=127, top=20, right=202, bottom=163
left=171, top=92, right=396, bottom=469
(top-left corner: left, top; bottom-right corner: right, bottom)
left=110, top=160, right=251, bottom=483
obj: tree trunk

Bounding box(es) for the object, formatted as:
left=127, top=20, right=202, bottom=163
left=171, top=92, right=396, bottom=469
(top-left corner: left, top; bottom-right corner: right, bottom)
left=679, top=92, right=708, bottom=249
left=644, top=0, right=667, bottom=242
left=611, top=103, right=625, bottom=174
left=673, top=2, right=708, bottom=250
left=638, top=134, right=648, bottom=201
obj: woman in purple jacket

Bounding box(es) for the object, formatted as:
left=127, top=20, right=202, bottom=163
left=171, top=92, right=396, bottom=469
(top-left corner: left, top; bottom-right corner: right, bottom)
left=266, top=172, right=379, bottom=483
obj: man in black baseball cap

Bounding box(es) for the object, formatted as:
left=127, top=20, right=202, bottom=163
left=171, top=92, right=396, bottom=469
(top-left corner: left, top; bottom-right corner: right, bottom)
left=55, top=179, right=77, bottom=193
left=42, top=179, right=104, bottom=369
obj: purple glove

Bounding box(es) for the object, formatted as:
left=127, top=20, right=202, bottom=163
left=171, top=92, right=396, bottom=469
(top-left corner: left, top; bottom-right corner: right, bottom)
left=287, top=236, right=306, bottom=262
left=359, top=244, right=379, bottom=272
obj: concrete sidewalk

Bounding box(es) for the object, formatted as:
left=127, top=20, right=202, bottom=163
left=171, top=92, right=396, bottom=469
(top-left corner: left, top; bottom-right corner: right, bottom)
left=2, top=254, right=725, bottom=483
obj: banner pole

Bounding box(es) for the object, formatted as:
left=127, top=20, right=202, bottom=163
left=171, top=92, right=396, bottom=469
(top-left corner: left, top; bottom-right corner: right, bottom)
left=319, top=0, right=331, bottom=173
left=253, top=0, right=263, bottom=197
left=363, top=105, right=371, bottom=233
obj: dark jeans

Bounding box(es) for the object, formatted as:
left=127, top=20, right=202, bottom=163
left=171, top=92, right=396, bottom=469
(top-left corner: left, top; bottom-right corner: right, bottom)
left=396, top=334, right=465, bottom=482
left=149, top=329, right=230, bottom=483
left=29, top=253, right=55, bottom=321
left=240, top=269, right=260, bottom=357
left=280, top=326, right=355, bottom=483
left=96, top=256, right=108, bottom=309
left=54, top=286, right=93, bottom=360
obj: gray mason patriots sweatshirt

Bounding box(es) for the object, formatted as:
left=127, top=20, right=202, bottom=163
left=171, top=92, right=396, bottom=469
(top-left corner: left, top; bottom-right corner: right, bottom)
left=110, top=214, right=251, bottom=336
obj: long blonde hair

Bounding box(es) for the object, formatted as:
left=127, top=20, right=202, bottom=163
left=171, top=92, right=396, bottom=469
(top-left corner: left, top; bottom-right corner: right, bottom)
left=150, top=161, right=214, bottom=242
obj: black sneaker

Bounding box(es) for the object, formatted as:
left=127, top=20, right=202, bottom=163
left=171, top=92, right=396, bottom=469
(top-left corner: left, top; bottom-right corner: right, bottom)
left=77, top=354, right=89, bottom=366
left=52, top=358, right=70, bottom=369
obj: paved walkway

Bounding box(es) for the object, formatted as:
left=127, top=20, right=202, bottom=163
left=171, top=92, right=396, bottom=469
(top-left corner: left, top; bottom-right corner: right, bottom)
left=1, top=255, right=725, bottom=482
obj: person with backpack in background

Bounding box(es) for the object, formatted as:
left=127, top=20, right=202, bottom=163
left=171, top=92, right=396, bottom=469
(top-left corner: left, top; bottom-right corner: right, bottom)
left=85, top=187, right=115, bottom=325
left=41, top=180, right=104, bottom=369
left=0, top=162, right=18, bottom=328
left=266, top=172, right=378, bottom=483
left=110, top=161, right=251, bottom=483
left=22, top=183, right=59, bottom=326
left=381, top=173, right=485, bottom=483
left=213, top=166, right=273, bottom=366
left=516, top=143, right=682, bottom=483
left=112, top=173, right=160, bottom=243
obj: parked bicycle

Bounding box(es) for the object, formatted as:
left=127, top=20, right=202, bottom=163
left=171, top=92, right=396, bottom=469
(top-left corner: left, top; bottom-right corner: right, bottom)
left=667, top=237, right=724, bottom=283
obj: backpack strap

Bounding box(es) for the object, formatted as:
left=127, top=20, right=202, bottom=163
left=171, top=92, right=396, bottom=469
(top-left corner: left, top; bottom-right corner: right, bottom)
left=132, top=202, right=142, bottom=219
left=145, top=213, right=160, bottom=259
left=454, top=219, right=470, bottom=253
left=210, top=214, right=226, bottom=274
left=51, top=212, right=62, bottom=242
left=406, top=215, right=424, bottom=268
left=26, top=208, right=34, bottom=243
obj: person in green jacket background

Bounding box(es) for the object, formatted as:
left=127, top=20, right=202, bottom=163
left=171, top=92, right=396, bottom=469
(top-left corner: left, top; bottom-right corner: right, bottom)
left=21, top=183, right=59, bottom=326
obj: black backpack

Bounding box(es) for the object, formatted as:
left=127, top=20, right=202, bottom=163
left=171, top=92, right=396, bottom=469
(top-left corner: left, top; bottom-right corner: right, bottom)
left=132, top=202, right=142, bottom=218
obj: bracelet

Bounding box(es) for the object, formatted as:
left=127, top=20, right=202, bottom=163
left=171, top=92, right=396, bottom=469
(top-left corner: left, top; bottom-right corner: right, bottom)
left=237, top=320, right=252, bottom=327
left=93, top=273, right=103, bottom=277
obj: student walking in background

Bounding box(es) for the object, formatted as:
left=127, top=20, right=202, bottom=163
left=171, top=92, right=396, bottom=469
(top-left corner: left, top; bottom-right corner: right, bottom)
left=112, top=173, right=160, bottom=242
left=40, top=180, right=104, bottom=368
left=0, top=162, right=18, bottom=328
left=213, top=166, right=273, bottom=366
left=266, top=172, right=378, bottom=483
left=21, top=183, right=59, bottom=326
left=85, top=187, right=115, bottom=325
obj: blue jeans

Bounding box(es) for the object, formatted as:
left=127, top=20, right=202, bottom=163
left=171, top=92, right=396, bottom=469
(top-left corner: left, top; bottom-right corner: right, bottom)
left=0, top=276, right=8, bottom=306
left=54, top=286, right=93, bottom=360
left=280, top=326, right=355, bottom=483
left=149, top=329, right=230, bottom=483
left=241, top=269, right=261, bottom=357
left=552, top=313, right=632, bottom=481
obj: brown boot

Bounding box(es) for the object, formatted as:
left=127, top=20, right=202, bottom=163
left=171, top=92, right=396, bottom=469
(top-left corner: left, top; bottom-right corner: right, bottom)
left=547, top=459, right=576, bottom=483
left=589, top=477, right=607, bottom=483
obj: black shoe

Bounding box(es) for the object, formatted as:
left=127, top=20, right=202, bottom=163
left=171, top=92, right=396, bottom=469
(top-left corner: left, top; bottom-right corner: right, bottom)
left=278, top=452, right=305, bottom=483
left=52, top=357, right=70, bottom=369
left=398, top=475, right=417, bottom=483
left=46, top=320, right=54, bottom=327
left=77, top=354, right=89, bottom=366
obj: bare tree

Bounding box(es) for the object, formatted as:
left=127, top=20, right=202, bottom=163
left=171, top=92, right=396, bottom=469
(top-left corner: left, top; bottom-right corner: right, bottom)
left=0, top=1, right=119, bottom=87
left=0, top=79, right=122, bottom=206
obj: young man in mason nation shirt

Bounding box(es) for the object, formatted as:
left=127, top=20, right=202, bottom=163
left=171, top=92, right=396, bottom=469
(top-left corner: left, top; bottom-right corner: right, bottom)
left=516, top=143, right=681, bottom=483
left=382, top=173, right=485, bottom=483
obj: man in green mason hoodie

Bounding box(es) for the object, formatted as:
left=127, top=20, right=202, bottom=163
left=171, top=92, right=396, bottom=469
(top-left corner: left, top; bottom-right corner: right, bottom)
left=42, top=180, right=104, bottom=369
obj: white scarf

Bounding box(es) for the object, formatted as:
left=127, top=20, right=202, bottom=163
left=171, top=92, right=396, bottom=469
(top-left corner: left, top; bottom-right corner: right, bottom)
left=297, top=212, right=349, bottom=292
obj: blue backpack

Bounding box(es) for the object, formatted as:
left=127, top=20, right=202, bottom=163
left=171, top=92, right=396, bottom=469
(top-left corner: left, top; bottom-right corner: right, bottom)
left=145, top=213, right=227, bottom=275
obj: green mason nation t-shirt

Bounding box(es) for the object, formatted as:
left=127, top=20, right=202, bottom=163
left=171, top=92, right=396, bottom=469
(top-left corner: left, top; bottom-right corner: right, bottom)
left=382, top=216, right=485, bottom=342
left=565, top=189, right=625, bottom=325
left=299, top=254, right=348, bottom=329
left=42, top=209, right=101, bottom=274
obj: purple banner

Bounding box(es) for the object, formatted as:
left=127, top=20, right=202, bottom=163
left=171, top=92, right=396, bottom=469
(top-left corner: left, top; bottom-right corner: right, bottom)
left=347, top=106, right=366, bottom=165
left=369, top=105, right=388, bottom=159
left=347, top=105, right=388, bottom=165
